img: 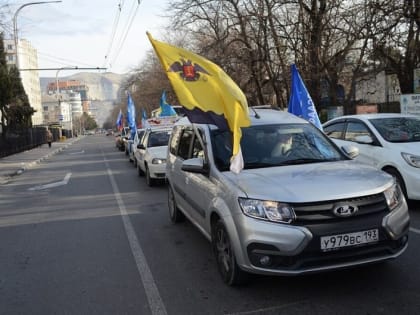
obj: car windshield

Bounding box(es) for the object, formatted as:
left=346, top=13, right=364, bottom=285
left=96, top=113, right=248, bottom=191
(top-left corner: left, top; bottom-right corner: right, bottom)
left=148, top=131, right=171, bottom=147
left=369, top=117, right=420, bottom=142
left=211, top=123, right=343, bottom=171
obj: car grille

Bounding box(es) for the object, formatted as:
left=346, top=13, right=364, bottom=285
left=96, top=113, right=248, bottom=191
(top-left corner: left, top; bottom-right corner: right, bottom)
left=291, top=193, right=388, bottom=224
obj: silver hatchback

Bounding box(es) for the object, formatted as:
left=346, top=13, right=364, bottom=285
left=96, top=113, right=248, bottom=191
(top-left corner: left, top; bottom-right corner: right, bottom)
left=166, top=108, right=409, bottom=285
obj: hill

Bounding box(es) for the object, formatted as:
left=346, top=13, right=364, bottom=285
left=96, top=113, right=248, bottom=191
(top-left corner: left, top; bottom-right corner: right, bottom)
left=40, top=72, right=126, bottom=126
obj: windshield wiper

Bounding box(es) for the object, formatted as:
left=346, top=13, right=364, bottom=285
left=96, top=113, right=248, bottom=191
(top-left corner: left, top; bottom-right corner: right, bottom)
left=244, top=162, right=273, bottom=169
left=279, top=158, right=335, bottom=165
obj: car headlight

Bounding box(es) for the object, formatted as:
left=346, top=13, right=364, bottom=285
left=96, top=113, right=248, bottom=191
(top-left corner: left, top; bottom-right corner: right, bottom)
left=384, top=182, right=404, bottom=211
left=152, top=158, right=166, bottom=164
left=238, top=198, right=295, bottom=223
left=401, top=152, right=420, bottom=168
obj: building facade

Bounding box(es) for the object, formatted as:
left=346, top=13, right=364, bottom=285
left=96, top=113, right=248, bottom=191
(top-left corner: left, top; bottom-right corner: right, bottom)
left=4, top=38, right=43, bottom=125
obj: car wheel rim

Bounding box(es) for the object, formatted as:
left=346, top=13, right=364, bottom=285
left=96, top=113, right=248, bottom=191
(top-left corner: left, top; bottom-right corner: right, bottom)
left=215, top=227, right=232, bottom=275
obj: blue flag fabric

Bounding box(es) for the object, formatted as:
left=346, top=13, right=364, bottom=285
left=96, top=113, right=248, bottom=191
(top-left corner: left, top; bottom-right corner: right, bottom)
left=141, top=109, right=150, bottom=128
left=116, top=109, right=123, bottom=130
left=288, top=64, right=323, bottom=130
left=127, top=92, right=137, bottom=139
left=159, top=91, right=177, bottom=117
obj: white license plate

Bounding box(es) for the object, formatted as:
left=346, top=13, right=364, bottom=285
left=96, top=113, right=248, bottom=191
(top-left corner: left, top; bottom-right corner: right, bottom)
left=320, top=229, right=379, bottom=251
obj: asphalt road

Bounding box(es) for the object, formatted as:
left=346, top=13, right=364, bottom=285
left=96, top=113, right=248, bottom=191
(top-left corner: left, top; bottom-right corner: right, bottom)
left=0, top=134, right=419, bottom=315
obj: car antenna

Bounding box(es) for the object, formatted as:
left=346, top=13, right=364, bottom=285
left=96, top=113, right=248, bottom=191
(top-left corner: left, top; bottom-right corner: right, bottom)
left=250, top=106, right=260, bottom=119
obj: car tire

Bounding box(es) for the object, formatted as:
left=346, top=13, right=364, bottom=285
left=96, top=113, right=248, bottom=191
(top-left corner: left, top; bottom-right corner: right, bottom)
left=212, top=220, right=248, bottom=286
left=146, top=166, right=155, bottom=187
left=137, top=164, right=145, bottom=177
left=384, top=167, right=407, bottom=200
left=168, top=186, right=185, bottom=223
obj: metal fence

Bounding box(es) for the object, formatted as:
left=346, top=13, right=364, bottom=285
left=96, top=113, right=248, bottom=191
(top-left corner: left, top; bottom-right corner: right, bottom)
left=0, top=126, right=71, bottom=158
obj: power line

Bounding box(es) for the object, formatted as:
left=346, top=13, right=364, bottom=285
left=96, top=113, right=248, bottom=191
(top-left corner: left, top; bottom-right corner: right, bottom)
left=107, top=0, right=142, bottom=69
left=102, top=0, right=124, bottom=69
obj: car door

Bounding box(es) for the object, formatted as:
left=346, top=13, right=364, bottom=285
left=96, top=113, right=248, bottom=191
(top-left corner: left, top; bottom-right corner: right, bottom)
left=137, top=130, right=149, bottom=172
left=325, top=120, right=382, bottom=166
left=180, top=127, right=211, bottom=228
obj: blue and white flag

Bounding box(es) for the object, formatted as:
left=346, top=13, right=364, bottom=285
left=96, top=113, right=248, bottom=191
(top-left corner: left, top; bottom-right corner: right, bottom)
left=159, top=90, right=177, bottom=117
left=116, top=109, right=123, bottom=131
left=288, top=64, right=323, bottom=130
left=141, top=109, right=150, bottom=128
left=127, top=92, right=137, bottom=139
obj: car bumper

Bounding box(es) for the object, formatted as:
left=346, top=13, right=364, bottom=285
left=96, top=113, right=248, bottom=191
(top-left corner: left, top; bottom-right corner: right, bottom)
left=232, top=199, right=409, bottom=276
left=148, top=163, right=167, bottom=179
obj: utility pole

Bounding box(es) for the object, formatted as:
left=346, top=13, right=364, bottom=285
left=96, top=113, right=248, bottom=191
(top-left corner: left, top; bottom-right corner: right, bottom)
left=13, top=1, right=62, bottom=69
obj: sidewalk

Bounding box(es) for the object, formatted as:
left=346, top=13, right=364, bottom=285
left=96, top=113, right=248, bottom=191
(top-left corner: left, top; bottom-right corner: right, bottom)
left=0, top=137, right=82, bottom=185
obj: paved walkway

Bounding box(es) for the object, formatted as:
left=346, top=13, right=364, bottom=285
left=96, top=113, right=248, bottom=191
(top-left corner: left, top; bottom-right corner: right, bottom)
left=0, top=136, right=82, bottom=185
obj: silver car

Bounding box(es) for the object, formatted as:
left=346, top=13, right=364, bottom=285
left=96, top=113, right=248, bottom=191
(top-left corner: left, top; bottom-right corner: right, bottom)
left=166, top=108, right=409, bottom=285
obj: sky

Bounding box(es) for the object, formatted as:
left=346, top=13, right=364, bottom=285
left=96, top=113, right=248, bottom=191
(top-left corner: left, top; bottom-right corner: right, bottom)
left=1, top=0, right=170, bottom=77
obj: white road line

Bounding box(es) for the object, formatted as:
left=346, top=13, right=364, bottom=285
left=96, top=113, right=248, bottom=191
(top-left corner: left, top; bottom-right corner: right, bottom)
left=410, top=227, right=420, bottom=234
left=28, top=173, right=72, bottom=191
left=69, top=150, right=85, bottom=155
left=104, top=154, right=167, bottom=315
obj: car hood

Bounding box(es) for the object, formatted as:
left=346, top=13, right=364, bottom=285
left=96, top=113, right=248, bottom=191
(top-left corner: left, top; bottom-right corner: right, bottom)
left=223, top=161, right=393, bottom=203
left=147, top=146, right=168, bottom=159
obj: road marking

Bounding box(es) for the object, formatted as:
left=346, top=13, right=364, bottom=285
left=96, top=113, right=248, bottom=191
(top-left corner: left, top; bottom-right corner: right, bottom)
left=28, top=173, right=72, bottom=191
left=103, top=153, right=167, bottom=315
left=69, top=150, right=85, bottom=155
left=410, top=227, right=420, bottom=234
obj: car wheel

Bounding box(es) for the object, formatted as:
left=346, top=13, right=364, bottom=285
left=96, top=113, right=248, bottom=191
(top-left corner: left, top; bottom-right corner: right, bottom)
left=212, top=220, right=248, bottom=286
left=168, top=186, right=185, bottom=223
left=384, top=167, right=407, bottom=200
left=137, top=164, right=144, bottom=177
left=146, top=166, right=155, bottom=187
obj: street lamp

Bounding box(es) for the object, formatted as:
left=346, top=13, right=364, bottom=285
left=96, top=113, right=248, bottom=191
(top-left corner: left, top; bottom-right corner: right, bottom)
left=13, top=1, right=62, bottom=69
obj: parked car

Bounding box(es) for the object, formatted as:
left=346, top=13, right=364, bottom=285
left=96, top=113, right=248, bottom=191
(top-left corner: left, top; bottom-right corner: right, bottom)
left=323, top=113, right=420, bottom=201
left=166, top=108, right=409, bottom=285
left=135, top=127, right=172, bottom=186
left=115, top=127, right=130, bottom=151
left=129, top=128, right=146, bottom=165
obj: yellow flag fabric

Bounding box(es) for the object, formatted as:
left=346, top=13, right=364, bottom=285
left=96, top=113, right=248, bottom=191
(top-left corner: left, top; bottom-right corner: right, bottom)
left=147, top=32, right=251, bottom=173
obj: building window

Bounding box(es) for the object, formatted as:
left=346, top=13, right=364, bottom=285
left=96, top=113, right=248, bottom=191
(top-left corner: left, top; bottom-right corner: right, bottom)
left=7, top=44, right=13, bottom=50
left=7, top=55, right=14, bottom=62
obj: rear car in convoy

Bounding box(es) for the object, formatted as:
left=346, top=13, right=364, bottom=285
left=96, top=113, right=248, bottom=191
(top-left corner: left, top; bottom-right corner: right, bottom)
left=166, top=108, right=410, bottom=285
left=323, top=113, right=420, bottom=201
left=128, top=128, right=145, bottom=165
left=135, top=127, right=172, bottom=186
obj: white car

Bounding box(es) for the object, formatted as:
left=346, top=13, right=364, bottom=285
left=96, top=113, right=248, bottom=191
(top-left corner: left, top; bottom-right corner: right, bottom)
left=128, top=128, right=145, bottom=165
left=323, top=113, right=420, bottom=201
left=134, top=127, right=172, bottom=186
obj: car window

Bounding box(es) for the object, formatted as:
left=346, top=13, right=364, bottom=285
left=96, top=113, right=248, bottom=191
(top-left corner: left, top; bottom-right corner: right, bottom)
left=369, top=117, right=420, bottom=142
left=147, top=131, right=171, bottom=147
left=323, top=122, right=345, bottom=139
left=344, top=122, right=371, bottom=141
left=192, top=130, right=205, bottom=158
left=169, top=126, right=183, bottom=155
left=177, top=128, right=194, bottom=159
left=211, top=123, right=343, bottom=171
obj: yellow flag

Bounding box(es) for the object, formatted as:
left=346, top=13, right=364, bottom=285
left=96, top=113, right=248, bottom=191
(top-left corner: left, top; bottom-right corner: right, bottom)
left=147, top=32, right=251, bottom=173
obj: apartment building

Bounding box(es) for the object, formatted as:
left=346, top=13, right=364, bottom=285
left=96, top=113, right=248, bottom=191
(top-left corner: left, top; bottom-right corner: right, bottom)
left=4, top=38, right=43, bottom=125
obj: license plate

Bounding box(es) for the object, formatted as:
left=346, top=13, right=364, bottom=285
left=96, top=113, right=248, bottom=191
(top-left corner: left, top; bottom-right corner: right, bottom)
left=320, top=229, right=379, bottom=251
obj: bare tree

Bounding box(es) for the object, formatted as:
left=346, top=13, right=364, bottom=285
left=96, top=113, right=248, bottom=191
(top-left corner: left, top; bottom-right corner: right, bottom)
left=369, top=0, right=420, bottom=94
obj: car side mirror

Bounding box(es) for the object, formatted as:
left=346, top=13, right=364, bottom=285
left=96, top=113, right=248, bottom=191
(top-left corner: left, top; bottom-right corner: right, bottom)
left=354, top=135, right=373, bottom=144
left=137, top=144, right=145, bottom=150
left=341, top=145, right=359, bottom=159
left=181, top=157, right=208, bottom=174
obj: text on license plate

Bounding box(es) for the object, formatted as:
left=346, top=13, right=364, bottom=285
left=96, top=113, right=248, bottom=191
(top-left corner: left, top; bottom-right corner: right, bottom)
left=320, top=229, right=379, bottom=251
